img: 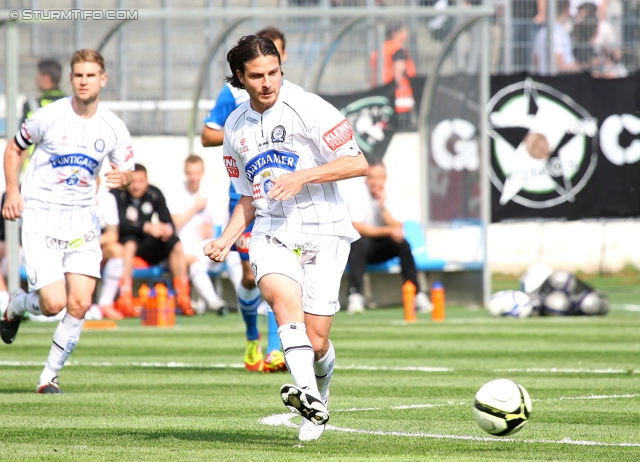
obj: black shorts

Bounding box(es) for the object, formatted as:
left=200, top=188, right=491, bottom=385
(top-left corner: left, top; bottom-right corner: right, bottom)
left=121, top=234, right=180, bottom=265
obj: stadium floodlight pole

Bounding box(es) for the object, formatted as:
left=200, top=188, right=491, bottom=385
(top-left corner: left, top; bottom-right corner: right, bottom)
left=186, top=16, right=250, bottom=154
left=4, top=20, right=20, bottom=292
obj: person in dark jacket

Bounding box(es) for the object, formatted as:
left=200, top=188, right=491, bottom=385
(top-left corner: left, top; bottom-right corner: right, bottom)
left=111, top=164, right=194, bottom=316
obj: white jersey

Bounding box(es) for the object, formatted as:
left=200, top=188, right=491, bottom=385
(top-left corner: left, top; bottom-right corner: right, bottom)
left=223, top=84, right=360, bottom=241
left=15, top=97, right=134, bottom=239
left=166, top=181, right=220, bottom=244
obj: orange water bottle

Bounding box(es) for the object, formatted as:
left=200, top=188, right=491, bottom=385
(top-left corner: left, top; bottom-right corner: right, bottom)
left=138, top=283, right=150, bottom=309
left=431, top=281, right=445, bottom=322
left=402, top=281, right=417, bottom=323
left=155, top=283, right=168, bottom=310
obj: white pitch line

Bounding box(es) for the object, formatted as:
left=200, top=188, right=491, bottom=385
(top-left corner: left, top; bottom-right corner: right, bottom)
left=611, top=304, right=640, bottom=312
left=553, top=393, right=640, bottom=401
left=0, top=361, right=453, bottom=372
left=261, top=413, right=640, bottom=447
left=494, top=367, right=638, bottom=374
left=338, top=364, right=453, bottom=372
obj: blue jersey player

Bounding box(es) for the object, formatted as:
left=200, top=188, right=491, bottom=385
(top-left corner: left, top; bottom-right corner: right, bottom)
left=201, top=27, right=296, bottom=373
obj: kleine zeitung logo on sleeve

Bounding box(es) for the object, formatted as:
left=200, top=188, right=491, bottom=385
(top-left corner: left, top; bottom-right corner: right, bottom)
left=323, top=119, right=354, bottom=151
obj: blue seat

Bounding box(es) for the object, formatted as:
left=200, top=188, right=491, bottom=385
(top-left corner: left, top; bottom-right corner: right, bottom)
left=402, top=220, right=446, bottom=272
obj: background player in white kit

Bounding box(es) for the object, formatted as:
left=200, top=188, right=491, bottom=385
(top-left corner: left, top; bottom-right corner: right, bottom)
left=167, top=154, right=227, bottom=315
left=204, top=35, right=369, bottom=441
left=1, top=49, right=134, bottom=393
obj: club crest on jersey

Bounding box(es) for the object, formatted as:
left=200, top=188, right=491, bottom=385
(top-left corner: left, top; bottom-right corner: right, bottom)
left=50, top=153, right=99, bottom=174
left=94, top=139, right=105, bottom=153
left=323, top=119, right=353, bottom=151
left=271, top=125, right=286, bottom=143
left=244, top=150, right=299, bottom=182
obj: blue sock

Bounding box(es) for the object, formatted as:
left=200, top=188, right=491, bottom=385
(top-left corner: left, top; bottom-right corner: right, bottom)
left=266, top=305, right=280, bottom=354
left=238, top=285, right=261, bottom=341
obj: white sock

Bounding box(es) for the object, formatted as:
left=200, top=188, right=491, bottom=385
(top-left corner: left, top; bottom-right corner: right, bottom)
left=278, top=322, right=318, bottom=395
left=189, top=261, right=222, bottom=306
left=9, top=291, right=42, bottom=318
left=98, top=257, right=123, bottom=306
left=314, top=341, right=335, bottom=403
left=39, top=314, right=84, bottom=385
left=225, top=252, right=243, bottom=293
left=0, top=290, right=9, bottom=314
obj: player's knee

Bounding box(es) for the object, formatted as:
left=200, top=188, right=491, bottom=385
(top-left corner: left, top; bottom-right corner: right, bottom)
left=39, top=296, right=66, bottom=316
left=309, top=335, right=330, bottom=359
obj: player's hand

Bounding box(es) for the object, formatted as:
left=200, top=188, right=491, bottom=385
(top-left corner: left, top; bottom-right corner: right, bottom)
left=390, top=226, right=404, bottom=243
left=105, top=163, right=125, bottom=189
left=204, top=238, right=230, bottom=263
left=267, top=173, right=304, bottom=201
left=192, top=195, right=207, bottom=213
left=143, top=222, right=163, bottom=239
left=2, top=188, right=24, bottom=221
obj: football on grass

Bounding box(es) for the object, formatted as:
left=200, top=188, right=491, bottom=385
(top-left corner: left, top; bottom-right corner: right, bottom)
left=472, top=379, right=532, bottom=436
left=487, top=290, right=533, bottom=318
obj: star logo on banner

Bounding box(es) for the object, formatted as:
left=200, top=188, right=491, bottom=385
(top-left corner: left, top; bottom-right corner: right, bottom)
left=487, top=78, right=598, bottom=209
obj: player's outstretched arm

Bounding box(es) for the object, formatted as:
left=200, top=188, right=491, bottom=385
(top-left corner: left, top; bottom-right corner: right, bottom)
left=2, top=138, right=24, bottom=221
left=268, top=153, right=369, bottom=202
left=204, top=195, right=255, bottom=262
left=201, top=126, right=224, bottom=147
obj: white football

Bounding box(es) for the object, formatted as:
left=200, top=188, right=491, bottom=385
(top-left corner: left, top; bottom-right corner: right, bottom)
left=547, top=270, right=577, bottom=293
left=473, top=379, right=532, bottom=436
left=542, top=290, right=572, bottom=316
left=487, top=290, right=533, bottom=318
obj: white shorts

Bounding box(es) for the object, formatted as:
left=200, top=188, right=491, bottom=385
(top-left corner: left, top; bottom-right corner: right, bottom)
left=249, top=233, right=351, bottom=316
left=22, top=229, right=102, bottom=291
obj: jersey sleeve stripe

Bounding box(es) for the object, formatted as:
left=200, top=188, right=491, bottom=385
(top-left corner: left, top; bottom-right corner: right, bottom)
left=15, top=132, right=32, bottom=150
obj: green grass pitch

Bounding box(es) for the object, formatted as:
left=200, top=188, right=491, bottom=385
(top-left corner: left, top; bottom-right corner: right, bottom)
left=1, top=273, right=639, bottom=461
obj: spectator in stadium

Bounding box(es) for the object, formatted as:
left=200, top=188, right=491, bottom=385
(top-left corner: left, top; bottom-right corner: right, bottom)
left=112, top=164, right=194, bottom=317
left=201, top=26, right=296, bottom=374
left=1, top=49, right=134, bottom=394
left=533, top=0, right=582, bottom=75
left=369, top=22, right=417, bottom=124
left=512, top=0, right=545, bottom=72
left=204, top=34, right=368, bottom=441
left=19, top=59, right=66, bottom=175
left=369, top=22, right=416, bottom=87
left=344, top=159, right=432, bottom=314
left=572, top=3, right=599, bottom=68
left=167, top=155, right=226, bottom=316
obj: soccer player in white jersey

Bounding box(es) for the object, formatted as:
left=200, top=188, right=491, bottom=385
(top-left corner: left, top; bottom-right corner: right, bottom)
left=204, top=35, right=369, bottom=441
left=1, top=49, right=134, bottom=393
left=202, top=27, right=298, bottom=373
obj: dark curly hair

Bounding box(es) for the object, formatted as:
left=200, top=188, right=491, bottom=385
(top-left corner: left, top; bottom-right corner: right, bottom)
left=226, top=35, right=281, bottom=90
